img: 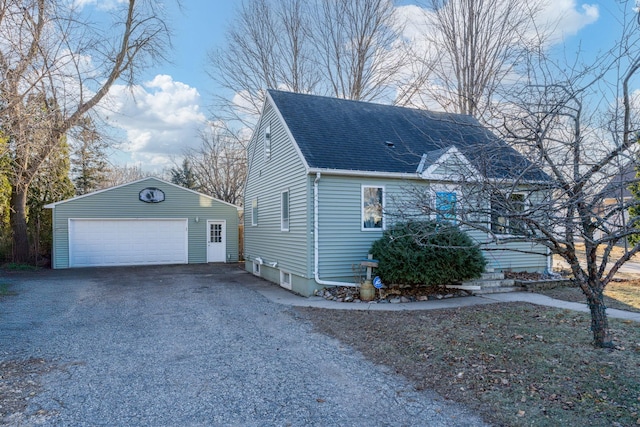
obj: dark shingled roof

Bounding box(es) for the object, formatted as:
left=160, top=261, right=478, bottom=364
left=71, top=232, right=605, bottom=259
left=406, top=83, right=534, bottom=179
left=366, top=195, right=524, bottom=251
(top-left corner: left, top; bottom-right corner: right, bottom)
left=268, top=89, right=549, bottom=181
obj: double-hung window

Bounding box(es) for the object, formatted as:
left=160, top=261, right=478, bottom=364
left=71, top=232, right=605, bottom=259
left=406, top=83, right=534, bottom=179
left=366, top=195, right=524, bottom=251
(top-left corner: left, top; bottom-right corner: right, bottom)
left=281, top=190, right=289, bottom=231
left=491, top=192, right=526, bottom=235
left=362, top=186, right=384, bottom=230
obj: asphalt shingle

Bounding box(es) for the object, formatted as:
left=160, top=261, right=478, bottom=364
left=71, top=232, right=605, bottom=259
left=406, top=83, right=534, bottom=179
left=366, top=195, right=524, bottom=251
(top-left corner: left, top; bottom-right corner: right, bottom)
left=268, top=89, right=548, bottom=181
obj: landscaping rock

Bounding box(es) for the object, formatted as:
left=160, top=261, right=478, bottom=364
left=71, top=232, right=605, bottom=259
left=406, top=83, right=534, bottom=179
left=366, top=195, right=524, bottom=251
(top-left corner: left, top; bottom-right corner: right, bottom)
left=317, top=284, right=470, bottom=304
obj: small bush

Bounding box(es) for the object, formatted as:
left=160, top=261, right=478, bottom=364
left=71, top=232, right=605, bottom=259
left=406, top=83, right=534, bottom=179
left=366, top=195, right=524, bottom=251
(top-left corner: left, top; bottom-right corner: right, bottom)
left=370, top=220, right=486, bottom=287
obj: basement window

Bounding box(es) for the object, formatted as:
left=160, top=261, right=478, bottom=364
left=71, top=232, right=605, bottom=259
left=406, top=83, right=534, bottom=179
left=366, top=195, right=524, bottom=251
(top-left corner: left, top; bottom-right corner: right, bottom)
left=280, top=271, right=292, bottom=290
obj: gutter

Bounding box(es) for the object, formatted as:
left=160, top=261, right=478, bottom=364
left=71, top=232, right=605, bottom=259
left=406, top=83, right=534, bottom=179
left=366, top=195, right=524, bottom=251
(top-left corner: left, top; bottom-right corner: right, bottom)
left=313, top=172, right=357, bottom=288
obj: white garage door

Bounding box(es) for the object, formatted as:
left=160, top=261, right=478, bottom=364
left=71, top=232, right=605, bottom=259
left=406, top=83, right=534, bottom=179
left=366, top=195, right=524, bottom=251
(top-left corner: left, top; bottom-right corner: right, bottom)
left=69, top=219, right=188, bottom=267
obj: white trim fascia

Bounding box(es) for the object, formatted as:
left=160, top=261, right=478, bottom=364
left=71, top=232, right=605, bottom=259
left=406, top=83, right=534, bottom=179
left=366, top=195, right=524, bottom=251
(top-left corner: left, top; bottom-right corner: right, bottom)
left=266, top=91, right=311, bottom=174
left=307, top=167, right=551, bottom=186
left=308, top=167, right=421, bottom=180
left=45, top=177, right=240, bottom=209
left=244, top=92, right=272, bottom=198
left=420, top=146, right=481, bottom=181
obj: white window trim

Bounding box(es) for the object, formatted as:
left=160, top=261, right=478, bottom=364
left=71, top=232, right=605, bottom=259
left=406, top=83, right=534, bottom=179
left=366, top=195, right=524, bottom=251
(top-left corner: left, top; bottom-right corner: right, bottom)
left=280, top=270, right=292, bottom=290
left=251, top=198, right=258, bottom=227
left=491, top=192, right=528, bottom=237
left=281, top=189, right=290, bottom=231
left=264, top=124, right=271, bottom=161
left=252, top=260, right=261, bottom=276
left=361, top=185, right=385, bottom=231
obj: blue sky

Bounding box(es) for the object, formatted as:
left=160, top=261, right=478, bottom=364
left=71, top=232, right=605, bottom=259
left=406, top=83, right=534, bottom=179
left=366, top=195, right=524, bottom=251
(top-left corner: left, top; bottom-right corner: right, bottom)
left=161, top=2, right=236, bottom=97
left=97, top=0, right=624, bottom=170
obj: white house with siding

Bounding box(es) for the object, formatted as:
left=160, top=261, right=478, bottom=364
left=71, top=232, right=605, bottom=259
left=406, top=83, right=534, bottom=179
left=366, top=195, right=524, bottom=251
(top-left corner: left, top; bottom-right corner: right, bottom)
left=46, top=177, right=239, bottom=269
left=244, top=90, right=550, bottom=296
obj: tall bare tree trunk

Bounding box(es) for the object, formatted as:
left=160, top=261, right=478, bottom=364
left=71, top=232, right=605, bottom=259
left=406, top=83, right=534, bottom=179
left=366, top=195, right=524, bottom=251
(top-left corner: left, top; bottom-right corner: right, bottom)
left=10, top=185, right=29, bottom=263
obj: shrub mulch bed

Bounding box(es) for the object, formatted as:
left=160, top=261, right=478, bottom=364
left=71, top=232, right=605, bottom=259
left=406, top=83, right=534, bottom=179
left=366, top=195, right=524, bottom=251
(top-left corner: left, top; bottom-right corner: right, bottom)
left=315, top=284, right=470, bottom=303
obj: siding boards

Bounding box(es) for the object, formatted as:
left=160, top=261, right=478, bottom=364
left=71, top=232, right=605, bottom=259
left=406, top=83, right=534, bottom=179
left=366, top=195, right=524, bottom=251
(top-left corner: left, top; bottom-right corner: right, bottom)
left=315, top=176, right=407, bottom=281
left=244, top=103, right=310, bottom=278
left=50, top=178, right=239, bottom=268
left=315, top=175, right=548, bottom=280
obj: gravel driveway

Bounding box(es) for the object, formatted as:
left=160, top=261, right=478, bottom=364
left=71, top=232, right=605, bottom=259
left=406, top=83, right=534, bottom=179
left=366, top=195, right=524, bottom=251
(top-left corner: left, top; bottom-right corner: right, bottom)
left=1, top=264, right=486, bottom=426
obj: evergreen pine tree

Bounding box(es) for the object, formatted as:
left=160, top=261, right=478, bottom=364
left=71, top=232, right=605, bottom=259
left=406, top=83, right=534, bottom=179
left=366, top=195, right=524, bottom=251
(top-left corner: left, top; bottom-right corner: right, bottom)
left=71, top=118, right=109, bottom=195
left=170, top=159, right=199, bottom=190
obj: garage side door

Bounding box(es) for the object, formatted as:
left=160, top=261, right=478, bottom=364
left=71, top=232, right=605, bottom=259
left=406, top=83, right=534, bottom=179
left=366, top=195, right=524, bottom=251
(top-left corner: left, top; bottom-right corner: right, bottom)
left=69, top=219, right=188, bottom=267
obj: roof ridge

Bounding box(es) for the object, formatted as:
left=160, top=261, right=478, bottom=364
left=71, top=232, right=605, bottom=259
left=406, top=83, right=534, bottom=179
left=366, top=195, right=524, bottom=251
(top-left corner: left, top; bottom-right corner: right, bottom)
left=267, top=89, right=476, bottom=122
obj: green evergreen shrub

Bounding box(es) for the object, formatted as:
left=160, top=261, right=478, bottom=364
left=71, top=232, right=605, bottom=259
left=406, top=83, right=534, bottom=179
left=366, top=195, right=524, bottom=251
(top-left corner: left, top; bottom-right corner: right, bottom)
left=370, top=220, right=486, bottom=287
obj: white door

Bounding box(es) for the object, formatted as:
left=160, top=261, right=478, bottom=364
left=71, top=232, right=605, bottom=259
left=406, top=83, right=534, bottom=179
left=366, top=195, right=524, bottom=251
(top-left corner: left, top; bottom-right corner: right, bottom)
left=68, top=219, right=188, bottom=267
left=207, top=220, right=226, bottom=262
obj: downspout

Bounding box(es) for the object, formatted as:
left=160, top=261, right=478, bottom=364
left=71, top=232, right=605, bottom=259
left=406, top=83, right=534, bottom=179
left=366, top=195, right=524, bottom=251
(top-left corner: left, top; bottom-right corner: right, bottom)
left=314, top=172, right=357, bottom=287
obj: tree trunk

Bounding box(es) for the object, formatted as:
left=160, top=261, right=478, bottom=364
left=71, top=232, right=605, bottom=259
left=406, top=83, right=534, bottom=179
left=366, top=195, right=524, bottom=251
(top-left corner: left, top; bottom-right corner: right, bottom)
left=10, top=185, right=30, bottom=263
left=587, top=291, right=614, bottom=348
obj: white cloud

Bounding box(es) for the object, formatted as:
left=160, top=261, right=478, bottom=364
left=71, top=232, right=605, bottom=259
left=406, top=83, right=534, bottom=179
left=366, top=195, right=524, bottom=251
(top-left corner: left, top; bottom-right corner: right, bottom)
left=392, top=1, right=599, bottom=107
left=538, top=0, right=599, bottom=42
left=73, top=0, right=127, bottom=11
left=102, top=74, right=206, bottom=169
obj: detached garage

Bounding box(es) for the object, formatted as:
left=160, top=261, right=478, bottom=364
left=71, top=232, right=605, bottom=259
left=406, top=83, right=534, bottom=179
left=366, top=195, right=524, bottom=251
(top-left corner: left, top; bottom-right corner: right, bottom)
left=45, top=177, right=240, bottom=269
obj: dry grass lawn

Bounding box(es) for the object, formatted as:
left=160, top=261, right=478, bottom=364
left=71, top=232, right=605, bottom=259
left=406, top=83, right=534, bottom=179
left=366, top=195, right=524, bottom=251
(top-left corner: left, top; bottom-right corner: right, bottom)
left=297, top=301, right=640, bottom=426
left=538, top=278, right=640, bottom=314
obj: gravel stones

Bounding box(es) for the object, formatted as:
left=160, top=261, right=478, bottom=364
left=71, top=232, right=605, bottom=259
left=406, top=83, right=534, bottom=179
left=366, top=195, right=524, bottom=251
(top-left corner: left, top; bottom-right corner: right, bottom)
left=0, top=265, right=487, bottom=426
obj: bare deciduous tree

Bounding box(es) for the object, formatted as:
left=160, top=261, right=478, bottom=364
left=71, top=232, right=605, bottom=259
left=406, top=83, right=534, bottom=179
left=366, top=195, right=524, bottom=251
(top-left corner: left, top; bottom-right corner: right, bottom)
left=400, top=31, right=640, bottom=347
left=311, top=0, right=405, bottom=101
left=208, top=0, right=407, bottom=136
left=401, top=0, right=548, bottom=118
left=99, top=164, right=153, bottom=189
left=0, top=0, right=171, bottom=262
left=182, top=125, right=246, bottom=206
left=208, top=0, right=320, bottom=132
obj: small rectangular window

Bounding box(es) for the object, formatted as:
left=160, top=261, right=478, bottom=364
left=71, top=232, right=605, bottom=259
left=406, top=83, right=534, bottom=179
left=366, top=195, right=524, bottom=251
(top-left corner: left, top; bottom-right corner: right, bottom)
left=264, top=124, right=271, bottom=160
left=280, top=271, right=292, bottom=290
left=251, top=198, right=258, bottom=226
left=435, top=191, right=457, bottom=223
left=362, top=186, right=384, bottom=230
left=253, top=261, right=261, bottom=276
left=281, top=190, right=289, bottom=231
